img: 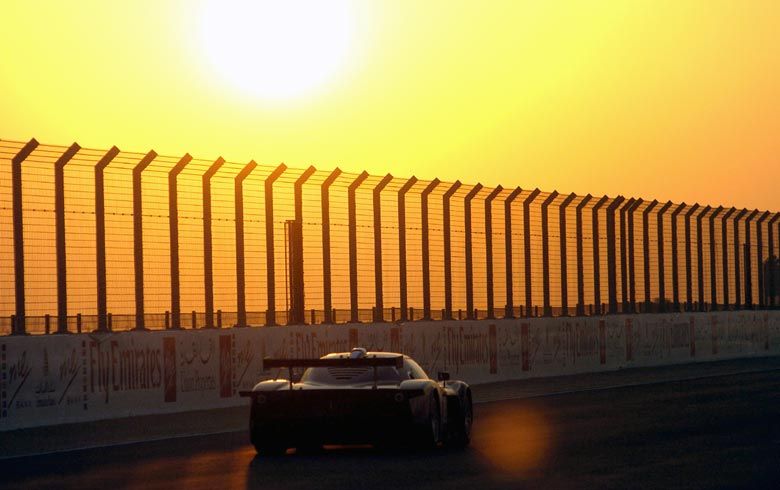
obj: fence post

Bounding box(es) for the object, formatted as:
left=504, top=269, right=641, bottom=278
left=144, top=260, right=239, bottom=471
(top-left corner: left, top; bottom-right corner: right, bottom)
left=485, top=186, right=504, bottom=319
left=743, top=209, right=759, bottom=307
left=606, top=196, right=625, bottom=314
left=523, top=189, right=542, bottom=317
left=642, top=200, right=659, bottom=309
left=768, top=214, right=780, bottom=306
left=670, top=203, right=686, bottom=311
left=168, top=154, right=192, bottom=330
left=559, top=193, right=577, bottom=316
left=656, top=201, right=673, bottom=311
left=202, top=157, right=225, bottom=328
left=398, top=177, right=418, bottom=322
left=694, top=205, right=708, bottom=308
left=541, top=191, right=559, bottom=316
left=464, top=184, right=483, bottom=319
left=731, top=209, right=748, bottom=308
left=421, top=179, right=441, bottom=321
left=94, top=147, right=121, bottom=333
left=592, top=196, right=609, bottom=312
left=321, top=168, right=342, bottom=324
left=264, top=164, right=287, bottom=326
left=11, top=138, right=38, bottom=335
left=348, top=171, right=370, bottom=323
left=133, top=150, right=157, bottom=331
left=372, top=174, right=394, bottom=322
left=443, top=181, right=463, bottom=320
left=54, top=143, right=80, bottom=334
left=708, top=206, right=724, bottom=308
left=234, top=161, right=258, bottom=328
left=683, top=204, right=699, bottom=309
left=575, top=194, right=593, bottom=316
left=619, top=198, right=635, bottom=313
left=756, top=211, right=770, bottom=308
left=290, top=165, right=316, bottom=325
left=504, top=187, right=523, bottom=318
left=627, top=199, right=644, bottom=313
left=718, top=207, right=736, bottom=308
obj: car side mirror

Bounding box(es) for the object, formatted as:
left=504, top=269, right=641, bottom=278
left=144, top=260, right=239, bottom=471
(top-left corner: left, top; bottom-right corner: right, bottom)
left=437, top=371, right=450, bottom=382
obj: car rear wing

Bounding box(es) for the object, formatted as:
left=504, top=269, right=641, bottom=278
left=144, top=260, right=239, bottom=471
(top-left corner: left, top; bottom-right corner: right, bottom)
left=240, top=356, right=405, bottom=393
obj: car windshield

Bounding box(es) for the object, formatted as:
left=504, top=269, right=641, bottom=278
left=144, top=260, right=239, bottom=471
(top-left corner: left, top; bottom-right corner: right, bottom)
left=301, top=365, right=403, bottom=385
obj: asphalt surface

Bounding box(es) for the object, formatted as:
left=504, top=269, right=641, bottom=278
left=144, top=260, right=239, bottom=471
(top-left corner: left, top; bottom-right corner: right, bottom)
left=2, top=368, right=779, bottom=490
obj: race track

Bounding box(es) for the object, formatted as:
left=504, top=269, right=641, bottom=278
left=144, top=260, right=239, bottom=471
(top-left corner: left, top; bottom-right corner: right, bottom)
left=2, top=368, right=779, bottom=489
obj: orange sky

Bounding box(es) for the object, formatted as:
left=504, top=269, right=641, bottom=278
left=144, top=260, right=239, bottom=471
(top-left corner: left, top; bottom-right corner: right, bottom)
left=1, top=0, right=778, bottom=211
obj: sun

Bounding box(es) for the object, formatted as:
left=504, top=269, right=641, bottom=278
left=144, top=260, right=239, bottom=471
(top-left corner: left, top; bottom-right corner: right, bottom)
left=199, top=0, right=356, bottom=101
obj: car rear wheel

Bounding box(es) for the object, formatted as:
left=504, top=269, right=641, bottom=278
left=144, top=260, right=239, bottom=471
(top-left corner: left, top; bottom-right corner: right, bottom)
left=418, top=397, right=441, bottom=449
left=449, top=392, right=473, bottom=448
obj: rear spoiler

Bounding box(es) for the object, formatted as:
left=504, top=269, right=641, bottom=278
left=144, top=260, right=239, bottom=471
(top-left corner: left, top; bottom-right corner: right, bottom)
left=240, top=356, right=405, bottom=393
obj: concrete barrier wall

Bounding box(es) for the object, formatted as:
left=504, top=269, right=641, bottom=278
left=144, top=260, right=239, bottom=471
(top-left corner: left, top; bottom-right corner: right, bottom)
left=2, top=311, right=779, bottom=431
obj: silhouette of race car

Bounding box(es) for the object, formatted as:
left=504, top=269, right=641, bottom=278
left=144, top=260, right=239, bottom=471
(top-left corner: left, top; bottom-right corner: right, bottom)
left=239, top=347, right=473, bottom=455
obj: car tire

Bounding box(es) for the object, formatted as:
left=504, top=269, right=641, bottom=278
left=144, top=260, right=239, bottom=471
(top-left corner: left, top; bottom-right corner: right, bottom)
left=449, top=391, right=473, bottom=448
left=418, top=396, right=441, bottom=449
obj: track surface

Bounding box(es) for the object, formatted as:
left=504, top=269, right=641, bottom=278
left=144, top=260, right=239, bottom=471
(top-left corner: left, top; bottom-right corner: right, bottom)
left=3, top=370, right=779, bottom=490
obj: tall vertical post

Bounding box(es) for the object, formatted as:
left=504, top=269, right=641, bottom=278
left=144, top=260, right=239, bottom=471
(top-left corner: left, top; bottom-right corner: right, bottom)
left=627, top=199, right=644, bottom=312
left=420, top=179, right=441, bottom=321
left=234, top=161, right=257, bottom=327
left=443, top=181, right=463, bottom=320
left=372, top=174, right=394, bottom=322
left=289, top=166, right=316, bottom=325
left=684, top=204, right=700, bottom=309
left=642, top=200, right=659, bottom=309
left=656, top=201, right=673, bottom=310
left=321, top=168, right=342, bottom=324
left=541, top=191, right=559, bottom=316
left=347, top=171, right=370, bottom=323
left=503, top=187, right=522, bottom=318
left=755, top=211, right=770, bottom=307
left=720, top=207, right=737, bottom=308
left=94, top=146, right=120, bottom=332
left=484, top=186, right=504, bottom=319
left=523, top=189, right=542, bottom=316
left=168, top=154, right=192, bottom=329
left=133, top=151, right=157, bottom=331
left=768, top=214, right=780, bottom=307
left=575, top=194, right=593, bottom=315
left=202, top=157, right=225, bottom=328
left=592, top=196, right=609, bottom=312
left=559, top=193, right=577, bottom=316
left=741, top=210, right=758, bottom=307
left=398, top=177, right=418, bottom=321
left=606, top=196, right=625, bottom=314
left=619, top=198, right=636, bottom=313
left=264, top=164, right=287, bottom=326
left=709, top=207, right=724, bottom=308
left=11, top=139, right=39, bottom=335
left=669, top=203, right=686, bottom=311
left=54, top=143, right=81, bottom=333
left=464, top=184, right=483, bottom=319
left=733, top=209, right=749, bottom=307
left=694, top=206, right=708, bottom=308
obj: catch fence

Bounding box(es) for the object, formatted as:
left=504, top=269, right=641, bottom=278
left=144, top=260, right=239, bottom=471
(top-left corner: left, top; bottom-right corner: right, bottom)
left=1, top=138, right=778, bottom=335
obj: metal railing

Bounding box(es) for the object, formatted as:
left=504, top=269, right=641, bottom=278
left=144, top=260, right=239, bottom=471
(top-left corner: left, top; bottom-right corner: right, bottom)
left=1, top=138, right=778, bottom=335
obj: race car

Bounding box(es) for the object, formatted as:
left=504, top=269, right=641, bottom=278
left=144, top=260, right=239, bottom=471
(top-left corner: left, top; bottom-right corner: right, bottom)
left=239, top=347, right=473, bottom=455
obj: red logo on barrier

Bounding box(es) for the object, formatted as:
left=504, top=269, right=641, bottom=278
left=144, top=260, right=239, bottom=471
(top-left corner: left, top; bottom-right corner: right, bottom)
left=163, top=337, right=176, bottom=403
left=599, top=320, right=606, bottom=365
left=689, top=317, right=696, bottom=358
left=219, top=336, right=232, bottom=398
left=390, top=328, right=400, bottom=353
left=625, top=319, right=633, bottom=362
left=521, top=323, right=529, bottom=372
left=711, top=317, right=718, bottom=355
left=489, top=324, right=497, bottom=374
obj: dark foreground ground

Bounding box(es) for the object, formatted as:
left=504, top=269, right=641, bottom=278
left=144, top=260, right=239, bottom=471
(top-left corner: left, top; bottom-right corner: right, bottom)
left=2, top=362, right=779, bottom=490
